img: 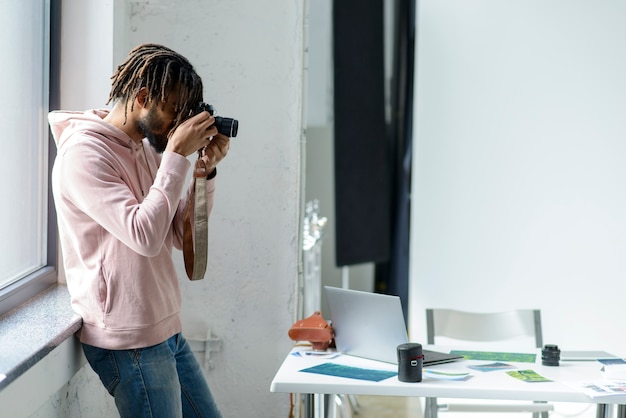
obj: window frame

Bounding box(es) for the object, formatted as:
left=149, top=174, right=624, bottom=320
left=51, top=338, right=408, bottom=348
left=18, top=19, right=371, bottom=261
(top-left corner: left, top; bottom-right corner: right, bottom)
left=0, top=0, right=60, bottom=318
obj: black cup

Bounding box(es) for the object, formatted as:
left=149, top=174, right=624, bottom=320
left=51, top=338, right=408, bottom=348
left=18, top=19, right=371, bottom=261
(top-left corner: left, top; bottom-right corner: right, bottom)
left=397, top=343, right=423, bottom=382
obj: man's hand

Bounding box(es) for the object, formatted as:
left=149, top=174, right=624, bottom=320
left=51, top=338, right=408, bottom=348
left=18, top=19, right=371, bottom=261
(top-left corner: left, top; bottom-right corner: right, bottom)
left=165, top=111, right=218, bottom=157
left=202, top=133, right=230, bottom=173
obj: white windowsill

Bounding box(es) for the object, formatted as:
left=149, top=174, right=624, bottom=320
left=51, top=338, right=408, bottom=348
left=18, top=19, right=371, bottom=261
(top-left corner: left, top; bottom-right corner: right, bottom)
left=0, top=284, right=81, bottom=392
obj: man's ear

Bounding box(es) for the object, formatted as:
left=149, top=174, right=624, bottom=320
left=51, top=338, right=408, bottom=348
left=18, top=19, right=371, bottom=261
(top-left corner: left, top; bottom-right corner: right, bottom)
left=136, top=87, right=149, bottom=109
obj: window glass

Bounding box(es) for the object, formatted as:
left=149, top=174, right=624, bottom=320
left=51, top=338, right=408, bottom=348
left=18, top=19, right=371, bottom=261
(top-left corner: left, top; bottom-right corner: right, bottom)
left=0, top=1, right=49, bottom=289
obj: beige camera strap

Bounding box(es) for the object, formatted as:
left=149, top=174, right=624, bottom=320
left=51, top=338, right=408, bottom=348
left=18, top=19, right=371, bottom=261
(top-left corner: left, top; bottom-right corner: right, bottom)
left=183, top=151, right=209, bottom=281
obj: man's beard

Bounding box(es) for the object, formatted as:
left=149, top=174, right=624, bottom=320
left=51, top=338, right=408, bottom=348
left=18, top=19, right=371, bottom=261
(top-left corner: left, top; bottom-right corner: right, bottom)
left=138, top=108, right=169, bottom=153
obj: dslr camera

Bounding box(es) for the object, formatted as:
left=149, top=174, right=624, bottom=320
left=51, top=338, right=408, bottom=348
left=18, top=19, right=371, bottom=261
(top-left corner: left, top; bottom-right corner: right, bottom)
left=195, top=102, right=239, bottom=137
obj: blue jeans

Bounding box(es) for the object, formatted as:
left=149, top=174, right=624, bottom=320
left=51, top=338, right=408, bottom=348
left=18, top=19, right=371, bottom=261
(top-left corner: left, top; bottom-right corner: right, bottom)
left=82, top=333, right=221, bottom=418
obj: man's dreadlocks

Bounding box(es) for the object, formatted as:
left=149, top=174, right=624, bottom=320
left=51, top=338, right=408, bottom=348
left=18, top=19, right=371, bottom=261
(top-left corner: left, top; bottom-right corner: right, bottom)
left=107, top=43, right=204, bottom=132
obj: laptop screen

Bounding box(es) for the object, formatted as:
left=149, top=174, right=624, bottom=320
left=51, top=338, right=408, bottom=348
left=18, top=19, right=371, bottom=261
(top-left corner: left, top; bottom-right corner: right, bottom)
left=324, top=286, right=463, bottom=366
left=324, top=286, right=409, bottom=364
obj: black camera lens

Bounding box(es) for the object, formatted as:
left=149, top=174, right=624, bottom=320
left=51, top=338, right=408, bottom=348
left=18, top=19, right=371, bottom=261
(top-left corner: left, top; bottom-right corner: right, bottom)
left=195, top=102, right=238, bottom=137
left=214, top=116, right=238, bottom=137
left=541, top=344, right=560, bottom=366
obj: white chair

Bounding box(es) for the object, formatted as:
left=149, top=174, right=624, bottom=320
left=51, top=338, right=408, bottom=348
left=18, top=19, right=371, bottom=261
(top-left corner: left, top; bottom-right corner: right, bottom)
left=331, top=394, right=358, bottom=418
left=424, top=308, right=553, bottom=418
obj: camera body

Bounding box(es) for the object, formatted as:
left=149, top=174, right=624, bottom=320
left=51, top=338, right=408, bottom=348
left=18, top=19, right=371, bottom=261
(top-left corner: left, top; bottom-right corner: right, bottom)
left=195, top=102, right=239, bottom=137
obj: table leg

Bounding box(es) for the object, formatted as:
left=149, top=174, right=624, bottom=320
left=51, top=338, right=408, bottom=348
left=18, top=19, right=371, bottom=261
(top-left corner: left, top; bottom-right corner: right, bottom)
left=304, top=394, right=314, bottom=418
left=316, top=394, right=326, bottom=418
left=424, top=397, right=438, bottom=418
left=303, top=394, right=332, bottom=418
left=596, top=404, right=609, bottom=418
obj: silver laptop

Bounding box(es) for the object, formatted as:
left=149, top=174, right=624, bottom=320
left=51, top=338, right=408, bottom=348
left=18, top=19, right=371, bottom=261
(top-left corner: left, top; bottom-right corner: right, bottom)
left=324, top=286, right=462, bottom=365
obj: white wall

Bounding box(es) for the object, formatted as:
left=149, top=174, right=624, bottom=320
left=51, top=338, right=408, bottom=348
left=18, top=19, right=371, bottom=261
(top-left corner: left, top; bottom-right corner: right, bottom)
left=8, top=339, right=115, bottom=418
left=114, top=1, right=304, bottom=416
left=409, top=0, right=626, bottom=355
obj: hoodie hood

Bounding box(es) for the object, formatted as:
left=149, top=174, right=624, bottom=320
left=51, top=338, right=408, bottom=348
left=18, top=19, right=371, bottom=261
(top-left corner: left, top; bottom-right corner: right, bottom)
left=49, top=109, right=132, bottom=150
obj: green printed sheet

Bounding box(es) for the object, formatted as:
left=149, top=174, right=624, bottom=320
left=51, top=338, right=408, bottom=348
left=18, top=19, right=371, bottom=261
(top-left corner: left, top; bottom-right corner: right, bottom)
left=506, top=369, right=552, bottom=382
left=450, top=350, right=536, bottom=363
left=299, top=363, right=397, bottom=382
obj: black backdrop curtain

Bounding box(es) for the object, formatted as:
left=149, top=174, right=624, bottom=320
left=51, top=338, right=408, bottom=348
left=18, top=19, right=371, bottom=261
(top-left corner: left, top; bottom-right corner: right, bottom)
left=333, top=0, right=391, bottom=267
left=375, top=0, right=415, bottom=322
left=333, top=0, right=415, bottom=321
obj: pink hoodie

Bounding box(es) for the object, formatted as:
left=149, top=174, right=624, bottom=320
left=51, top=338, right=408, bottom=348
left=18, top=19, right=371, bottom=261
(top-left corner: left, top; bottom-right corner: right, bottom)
left=49, top=109, right=215, bottom=350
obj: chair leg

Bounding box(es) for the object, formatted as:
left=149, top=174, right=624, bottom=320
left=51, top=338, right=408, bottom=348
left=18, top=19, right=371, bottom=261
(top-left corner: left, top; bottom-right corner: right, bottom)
left=334, top=394, right=353, bottom=418
left=424, top=397, right=439, bottom=418
left=531, top=400, right=550, bottom=418
left=347, top=394, right=361, bottom=414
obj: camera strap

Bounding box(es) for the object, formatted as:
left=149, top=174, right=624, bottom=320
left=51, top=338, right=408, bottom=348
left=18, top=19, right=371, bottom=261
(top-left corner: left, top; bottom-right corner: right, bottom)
left=182, top=151, right=209, bottom=281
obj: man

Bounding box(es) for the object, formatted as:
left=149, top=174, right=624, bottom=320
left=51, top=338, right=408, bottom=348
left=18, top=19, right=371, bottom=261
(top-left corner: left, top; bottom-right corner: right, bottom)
left=49, top=44, right=229, bottom=417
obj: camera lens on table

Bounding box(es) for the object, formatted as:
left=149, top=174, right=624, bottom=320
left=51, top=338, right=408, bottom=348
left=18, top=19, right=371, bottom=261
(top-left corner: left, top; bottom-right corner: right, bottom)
left=542, top=344, right=560, bottom=366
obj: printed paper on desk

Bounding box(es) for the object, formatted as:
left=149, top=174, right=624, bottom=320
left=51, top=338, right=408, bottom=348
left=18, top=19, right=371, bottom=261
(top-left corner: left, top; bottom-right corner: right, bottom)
left=598, top=358, right=626, bottom=366
left=506, top=370, right=552, bottom=382
left=467, top=362, right=515, bottom=372
left=565, top=380, right=626, bottom=398
left=299, top=362, right=397, bottom=382
left=598, top=359, right=626, bottom=380
left=423, top=369, right=471, bottom=381
left=451, top=350, right=536, bottom=363
left=291, top=351, right=340, bottom=360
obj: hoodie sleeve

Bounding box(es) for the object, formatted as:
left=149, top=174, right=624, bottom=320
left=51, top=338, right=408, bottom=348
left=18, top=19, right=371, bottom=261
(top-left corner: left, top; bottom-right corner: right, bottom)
left=57, top=136, right=191, bottom=257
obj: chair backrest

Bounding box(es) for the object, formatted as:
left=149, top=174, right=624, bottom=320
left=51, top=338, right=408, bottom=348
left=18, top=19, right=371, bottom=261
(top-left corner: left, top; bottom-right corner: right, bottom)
left=426, top=308, right=543, bottom=348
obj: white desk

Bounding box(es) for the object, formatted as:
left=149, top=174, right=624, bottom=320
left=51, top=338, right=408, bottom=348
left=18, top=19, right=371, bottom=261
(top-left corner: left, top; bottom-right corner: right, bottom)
left=270, top=346, right=626, bottom=418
